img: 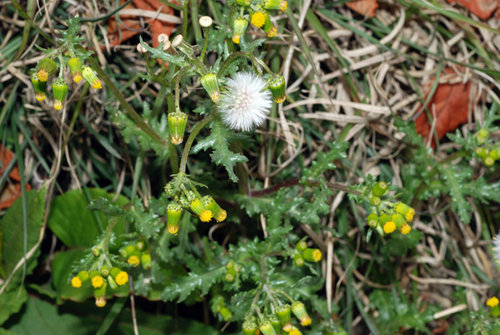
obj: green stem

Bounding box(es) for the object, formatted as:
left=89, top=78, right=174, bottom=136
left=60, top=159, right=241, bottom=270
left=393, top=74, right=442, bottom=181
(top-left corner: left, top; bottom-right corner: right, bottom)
left=199, top=30, right=209, bottom=63
left=179, top=112, right=216, bottom=173
left=218, top=51, right=249, bottom=77
left=86, top=56, right=170, bottom=149
left=190, top=0, right=202, bottom=43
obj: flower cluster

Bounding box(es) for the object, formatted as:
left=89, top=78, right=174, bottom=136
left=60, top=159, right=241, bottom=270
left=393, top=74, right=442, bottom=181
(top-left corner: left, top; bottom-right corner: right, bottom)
left=119, top=242, right=152, bottom=269
left=293, top=239, right=322, bottom=266
left=70, top=267, right=129, bottom=307
left=224, top=260, right=241, bottom=282
left=474, top=128, right=499, bottom=167
left=31, top=56, right=102, bottom=110
left=211, top=295, right=233, bottom=322
left=232, top=0, right=288, bottom=44
left=365, top=181, right=415, bottom=236
left=243, top=300, right=311, bottom=335
left=164, top=173, right=227, bottom=235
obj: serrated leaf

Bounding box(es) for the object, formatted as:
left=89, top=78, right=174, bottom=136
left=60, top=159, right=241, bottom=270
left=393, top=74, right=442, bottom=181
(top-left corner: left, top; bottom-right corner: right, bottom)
left=192, top=118, right=248, bottom=182
left=88, top=197, right=126, bottom=216
left=161, top=267, right=225, bottom=302
left=441, top=165, right=473, bottom=223
left=109, top=103, right=170, bottom=158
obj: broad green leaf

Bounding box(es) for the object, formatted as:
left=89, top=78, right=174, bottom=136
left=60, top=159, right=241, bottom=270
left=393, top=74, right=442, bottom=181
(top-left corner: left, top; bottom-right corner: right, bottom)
left=0, top=189, right=45, bottom=282
left=0, top=287, right=27, bottom=325
left=6, top=297, right=100, bottom=335
left=51, top=249, right=93, bottom=302
left=47, top=188, right=130, bottom=247
left=192, top=118, right=248, bottom=182
left=5, top=296, right=219, bottom=335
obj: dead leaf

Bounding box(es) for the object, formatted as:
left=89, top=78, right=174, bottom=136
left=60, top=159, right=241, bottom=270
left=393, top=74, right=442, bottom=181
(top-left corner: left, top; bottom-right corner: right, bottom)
left=346, top=0, right=378, bottom=17
left=107, top=0, right=177, bottom=49
left=0, top=144, right=31, bottom=209
left=415, top=68, right=476, bottom=147
left=446, top=0, right=499, bottom=20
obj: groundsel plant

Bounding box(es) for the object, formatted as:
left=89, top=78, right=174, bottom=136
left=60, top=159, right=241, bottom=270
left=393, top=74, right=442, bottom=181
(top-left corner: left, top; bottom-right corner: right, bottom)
left=27, top=1, right=418, bottom=333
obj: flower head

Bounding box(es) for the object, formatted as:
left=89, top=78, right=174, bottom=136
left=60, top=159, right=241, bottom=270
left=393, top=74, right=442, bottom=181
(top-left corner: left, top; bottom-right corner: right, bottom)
left=493, top=231, right=500, bottom=263
left=218, top=72, right=272, bottom=132
left=71, top=276, right=82, bottom=288
left=487, top=296, right=499, bottom=307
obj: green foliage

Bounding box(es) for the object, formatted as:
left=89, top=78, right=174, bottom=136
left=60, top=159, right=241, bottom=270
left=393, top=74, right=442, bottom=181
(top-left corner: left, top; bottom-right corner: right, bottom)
left=369, top=289, right=436, bottom=333
left=110, top=103, right=170, bottom=159
left=47, top=188, right=129, bottom=248
left=0, top=189, right=45, bottom=285
left=192, top=117, right=248, bottom=182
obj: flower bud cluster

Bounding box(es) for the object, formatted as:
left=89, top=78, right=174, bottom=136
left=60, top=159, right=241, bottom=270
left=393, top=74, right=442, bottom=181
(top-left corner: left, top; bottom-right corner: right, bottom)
left=31, top=56, right=102, bottom=110
left=293, top=239, right=322, bottom=266
left=224, top=260, right=241, bottom=282
left=211, top=295, right=233, bottom=321
left=232, top=0, right=288, bottom=43
left=365, top=181, right=415, bottom=236
left=119, top=241, right=152, bottom=269
left=164, top=174, right=227, bottom=235
left=474, top=128, right=499, bottom=167
left=243, top=299, right=312, bottom=335
left=70, top=266, right=129, bottom=308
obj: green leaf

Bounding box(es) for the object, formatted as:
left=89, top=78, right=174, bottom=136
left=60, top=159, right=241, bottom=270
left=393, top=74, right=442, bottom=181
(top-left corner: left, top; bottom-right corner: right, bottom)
left=47, top=188, right=130, bottom=247
left=192, top=118, right=248, bottom=182
left=51, top=249, right=93, bottom=302
left=6, top=297, right=99, bottom=335
left=0, top=287, right=27, bottom=325
left=161, top=267, right=225, bottom=302
left=0, top=189, right=45, bottom=283
left=110, top=103, right=170, bottom=159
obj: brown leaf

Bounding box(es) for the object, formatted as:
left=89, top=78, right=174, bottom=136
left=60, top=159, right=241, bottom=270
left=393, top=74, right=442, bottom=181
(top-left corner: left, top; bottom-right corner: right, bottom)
left=415, top=68, right=476, bottom=147
left=107, top=0, right=177, bottom=48
left=446, top=0, right=499, bottom=19
left=346, top=0, right=378, bottom=17
left=0, top=144, right=31, bottom=210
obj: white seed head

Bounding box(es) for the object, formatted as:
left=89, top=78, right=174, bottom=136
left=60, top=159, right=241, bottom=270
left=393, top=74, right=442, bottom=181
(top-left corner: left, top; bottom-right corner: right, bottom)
left=171, top=35, right=184, bottom=47
left=136, top=43, right=148, bottom=53
left=218, top=72, right=272, bottom=132
left=157, top=33, right=169, bottom=43
left=199, top=16, right=213, bottom=28
left=494, top=232, right=500, bottom=263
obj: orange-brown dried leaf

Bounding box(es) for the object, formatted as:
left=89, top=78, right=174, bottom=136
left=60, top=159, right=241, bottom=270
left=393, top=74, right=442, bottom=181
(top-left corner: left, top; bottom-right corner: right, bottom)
left=415, top=68, right=474, bottom=147
left=346, top=0, right=378, bottom=17
left=0, top=144, right=31, bottom=209
left=107, top=0, right=177, bottom=47
left=446, top=0, right=498, bottom=19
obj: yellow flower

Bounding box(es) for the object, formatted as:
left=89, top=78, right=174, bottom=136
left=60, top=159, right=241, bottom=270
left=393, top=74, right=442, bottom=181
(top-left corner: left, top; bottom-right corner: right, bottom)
left=91, top=275, right=104, bottom=288
left=300, top=315, right=311, bottom=326
left=95, top=296, right=106, bottom=308
left=115, top=271, right=129, bottom=286
left=199, top=209, right=213, bottom=222
left=289, top=327, right=302, bottom=335
left=215, top=209, right=227, bottom=222
left=71, top=276, right=82, bottom=288
left=400, top=223, right=411, bottom=235
left=383, top=221, right=396, bottom=234
left=405, top=208, right=415, bottom=222
left=128, top=255, right=141, bottom=267
left=487, top=296, right=499, bottom=307
left=251, top=11, right=266, bottom=28
left=37, top=69, right=49, bottom=82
